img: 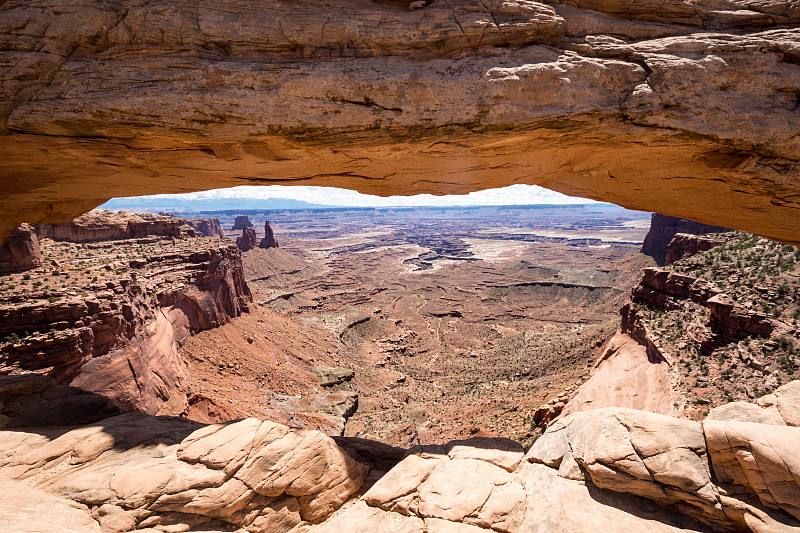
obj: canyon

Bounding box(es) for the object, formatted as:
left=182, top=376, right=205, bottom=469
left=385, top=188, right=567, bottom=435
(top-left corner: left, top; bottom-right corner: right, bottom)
left=1, top=0, right=799, bottom=531
left=1, top=207, right=799, bottom=532
left=0, top=211, right=251, bottom=415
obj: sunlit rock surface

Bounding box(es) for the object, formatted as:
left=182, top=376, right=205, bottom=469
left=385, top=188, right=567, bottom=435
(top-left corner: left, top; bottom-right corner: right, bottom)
left=1, top=0, right=799, bottom=244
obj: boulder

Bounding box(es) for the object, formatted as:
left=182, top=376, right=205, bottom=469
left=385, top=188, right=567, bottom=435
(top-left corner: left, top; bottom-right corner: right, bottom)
left=0, top=224, right=41, bottom=274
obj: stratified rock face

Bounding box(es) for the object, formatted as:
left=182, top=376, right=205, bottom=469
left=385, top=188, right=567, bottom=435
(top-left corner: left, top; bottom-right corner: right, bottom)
left=236, top=226, right=258, bottom=252
left=259, top=220, right=279, bottom=249
left=232, top=215, right=254, bottom=231
left=0, top=224, right=41, bottom=274
left=35, top=210, right=182, bottom=243
left=642, top=214, right=728, bottom=265
left=665, top=233, right=724, bottom=265
left=0, top=1, right=799, bottom=246
left=184, top=217, right=224, bottom=238
left=0, top=239, right=252, bottom=414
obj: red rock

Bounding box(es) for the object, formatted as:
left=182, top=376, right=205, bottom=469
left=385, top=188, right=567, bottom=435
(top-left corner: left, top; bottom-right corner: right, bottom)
left=236, top=226, right=257, bottom=251
left=0, top=224, right=41, bottom=274
left=232, top=215, right=254, bottom=230
left=641, top=214, right=727, bottom=266
left=36, top=210, right=181, bottom=242
left=258, top=220, right=279, bottom=249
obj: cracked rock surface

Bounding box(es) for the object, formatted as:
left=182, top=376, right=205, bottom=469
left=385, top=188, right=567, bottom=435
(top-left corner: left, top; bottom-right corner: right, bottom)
left=0, top=0, right=798, bottom=244
left=2, top=382, right=800, bottom=532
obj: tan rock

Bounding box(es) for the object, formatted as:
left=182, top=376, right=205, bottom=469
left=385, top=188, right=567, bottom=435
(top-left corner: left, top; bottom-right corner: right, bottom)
left=704, top=419, right=800, bottom=522
left=0, top=478, right=101, bottom=533
left=1, top=2, right=799, bottom=248
left=0, top=412, right=369, bottom=532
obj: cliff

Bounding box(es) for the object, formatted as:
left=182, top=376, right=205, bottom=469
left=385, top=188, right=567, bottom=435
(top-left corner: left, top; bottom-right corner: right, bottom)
left=641, top=213, right=728, bottom=265
left=1, top=1, right=799, bottom=247
left=0, top=232, right=251, bottom=414
left=184, top=217, right=225, bottom=238
left=539, top=231, right=800, bottom=426
left=35, top=210, right=182, bottom=243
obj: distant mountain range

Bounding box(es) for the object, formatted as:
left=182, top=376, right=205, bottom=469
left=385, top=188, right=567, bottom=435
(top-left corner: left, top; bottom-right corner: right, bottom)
left=99, top=196, right=335, bottom=212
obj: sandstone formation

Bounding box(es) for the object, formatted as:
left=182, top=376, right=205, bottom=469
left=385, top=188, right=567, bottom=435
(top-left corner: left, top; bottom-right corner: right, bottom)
left=666, top=232, right=725, bottom=265
left=0, top=413, right=369, bottom=533
left=538, top=230, right=800, bottom=426
left=233, top=216, right=255, bottom=231
left=184, top=218, right=225, bottom=238
left=236, top=226, right=258, bottom=252
left=1, top=1, right=799, bottom=246
left=642, top=214, right=728, bottom=265
left=35, top=211, right=182, bottom=243
left=0, top=224, right=41, bottom=274
left=4, top=383, right=798, bottom=532
left=0, top=222, right=252, bottom=414
left=259, top=220, right=279, bottom=249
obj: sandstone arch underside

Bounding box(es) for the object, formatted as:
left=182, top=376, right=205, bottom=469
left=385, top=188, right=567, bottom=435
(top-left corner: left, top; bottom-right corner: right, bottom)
left=1, top=0, right=799, bottom=244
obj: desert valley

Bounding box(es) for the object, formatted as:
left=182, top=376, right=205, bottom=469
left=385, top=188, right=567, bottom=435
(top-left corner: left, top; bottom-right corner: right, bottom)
left=1, top=203, right=800, bottom=532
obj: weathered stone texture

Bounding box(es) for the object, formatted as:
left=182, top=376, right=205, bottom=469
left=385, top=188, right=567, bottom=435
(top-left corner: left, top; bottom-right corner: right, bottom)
left=0, top=0, right=798, bottom=246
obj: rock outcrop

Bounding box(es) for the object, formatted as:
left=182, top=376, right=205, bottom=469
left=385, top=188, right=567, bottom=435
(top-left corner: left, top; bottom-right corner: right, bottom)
left=1, top=1, right=799, bottom=247
left=0, top=413, right=368, bottom=533
left=666, top=233, right=725, bottom=265
left=236, top=226, right=258, bottom=252
left=232, top=216, right=254, bottom=231
left=35, top=211, right=182, bottom=243
left=0, top=224, right=41, bottom=274
left=259, top=220, right=279, bottom=249
left=642, top=214, right=728, bottom=265
left=184, top=218, right=224, bottom=238
left=1, top=227, right=252, bottom=414
left=4, top=382, right=798, bottom=533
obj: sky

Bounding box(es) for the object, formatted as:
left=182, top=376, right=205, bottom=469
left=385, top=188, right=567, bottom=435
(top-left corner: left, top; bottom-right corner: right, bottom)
left=112, top=184, right=600, bottom=208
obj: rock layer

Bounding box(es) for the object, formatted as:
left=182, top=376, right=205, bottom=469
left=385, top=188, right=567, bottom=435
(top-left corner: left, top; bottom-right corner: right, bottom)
left=0, top=0, right=799, bottom=245
left=642, top=214, right=728, bottom=265
left=0, top=227, right=251, bottom=414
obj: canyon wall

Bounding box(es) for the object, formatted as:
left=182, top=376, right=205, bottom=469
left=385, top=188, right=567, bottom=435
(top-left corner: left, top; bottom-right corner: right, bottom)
left=1, top=0, right=799, bottom=245
left=0, top=237, right=251, bottom=414
left=641, top=213, right=728, bottom=265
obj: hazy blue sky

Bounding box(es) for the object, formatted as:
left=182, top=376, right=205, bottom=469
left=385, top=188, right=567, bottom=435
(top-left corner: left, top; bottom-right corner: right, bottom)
left=115, top=184, right=599, bottom=207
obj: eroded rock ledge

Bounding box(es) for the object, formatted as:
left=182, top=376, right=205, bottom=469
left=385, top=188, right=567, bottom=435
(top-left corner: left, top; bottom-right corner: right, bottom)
left=1, top=378, right=799, bottom=532
left=1, top=0, right=799, bottom=244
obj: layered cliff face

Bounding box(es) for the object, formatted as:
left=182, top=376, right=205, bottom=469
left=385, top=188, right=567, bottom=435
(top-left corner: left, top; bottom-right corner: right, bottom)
left=184, top=218, right=224, bottom=238
left=539, top=230, right=800, bottom=427
left=34, top=210, right=183, bottom=243
left=1, top=0, right=799, bottom=246
left=641, top=213, right=728, bottom=265
left=0, top=225, right=251, bottom=414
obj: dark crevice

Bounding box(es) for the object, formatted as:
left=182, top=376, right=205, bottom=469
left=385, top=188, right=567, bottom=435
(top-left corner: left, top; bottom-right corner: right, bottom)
left=330, top=96, right=403, bottom=113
